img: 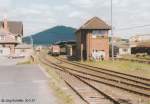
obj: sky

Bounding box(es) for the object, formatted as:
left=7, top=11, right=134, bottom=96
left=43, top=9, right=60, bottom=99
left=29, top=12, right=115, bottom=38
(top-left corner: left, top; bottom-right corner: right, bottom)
left=0, top=0, right=150, bottom=38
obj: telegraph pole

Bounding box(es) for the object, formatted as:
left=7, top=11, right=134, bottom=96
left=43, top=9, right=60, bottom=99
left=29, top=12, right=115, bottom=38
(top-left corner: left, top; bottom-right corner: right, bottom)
left=111, top=0, right=114, bottom=61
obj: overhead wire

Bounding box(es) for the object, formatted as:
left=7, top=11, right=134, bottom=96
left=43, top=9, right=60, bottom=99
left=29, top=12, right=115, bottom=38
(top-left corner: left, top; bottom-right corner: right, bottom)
left=115, top=24, right=150, bottom=31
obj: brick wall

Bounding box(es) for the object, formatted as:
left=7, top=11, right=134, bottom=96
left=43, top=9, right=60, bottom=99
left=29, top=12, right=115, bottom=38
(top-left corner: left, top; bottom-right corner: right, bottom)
left=76, top=30, right=110, bottom=60
left=87, top=35, right=109, bottom=60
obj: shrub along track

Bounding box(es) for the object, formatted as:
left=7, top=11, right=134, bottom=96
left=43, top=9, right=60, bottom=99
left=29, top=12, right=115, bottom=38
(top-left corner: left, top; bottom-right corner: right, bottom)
left=54, top=57, right=150, bottom=98
left=39, top=55, right=121, bottom=104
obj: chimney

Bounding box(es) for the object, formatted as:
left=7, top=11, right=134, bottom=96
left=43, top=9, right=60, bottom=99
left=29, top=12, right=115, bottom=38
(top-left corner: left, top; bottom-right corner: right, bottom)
left=3, top=15, right=8, bottom=32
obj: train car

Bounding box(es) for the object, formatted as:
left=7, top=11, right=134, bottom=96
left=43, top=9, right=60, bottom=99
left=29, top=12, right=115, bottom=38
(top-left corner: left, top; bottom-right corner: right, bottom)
left=51, top=45, right=60, bottom=56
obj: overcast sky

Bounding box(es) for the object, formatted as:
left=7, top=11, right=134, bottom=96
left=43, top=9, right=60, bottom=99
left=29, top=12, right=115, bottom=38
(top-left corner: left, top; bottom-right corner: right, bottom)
left=0, top=0, right=150, bottom=38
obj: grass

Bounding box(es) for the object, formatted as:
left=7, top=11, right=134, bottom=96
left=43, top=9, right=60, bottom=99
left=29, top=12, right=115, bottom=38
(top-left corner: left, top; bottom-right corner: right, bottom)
left=17, top=56, right=36, bottom=65
left=37, top=56, right=75, bottom=104
left=17, top=60, right=32, bottom=65
left=45, top=65, right=74, bottom=104
left=81, top=60, right=150, bottom=78
left=121, top=55, right=150, bottom=61
left=17, top=59, right=33, bottom=65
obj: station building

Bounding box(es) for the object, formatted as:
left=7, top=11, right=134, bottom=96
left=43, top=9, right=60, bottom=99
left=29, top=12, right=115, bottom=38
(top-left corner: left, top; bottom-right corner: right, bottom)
left=76, top=17, right=111, bottom=60
left=0, top=17, right=23, bottom=56
left=0, top=17, right=33, bottom=58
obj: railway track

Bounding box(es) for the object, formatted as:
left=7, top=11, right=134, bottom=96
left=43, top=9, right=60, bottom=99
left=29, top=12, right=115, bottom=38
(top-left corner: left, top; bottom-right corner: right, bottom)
left=116, top=58, right=150, bottom=64
left=54, top=57, right=150, bottom=98
left=39, top=55, right=121, bottom=104
left=57, top=57, right=150, bottom=84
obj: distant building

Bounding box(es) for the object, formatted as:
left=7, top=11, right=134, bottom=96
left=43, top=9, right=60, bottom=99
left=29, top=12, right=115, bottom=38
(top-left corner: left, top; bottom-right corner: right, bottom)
left=130, top=34, right=150, bottom=42
left=0, top=17, right=23, bottom=56
left=130, top=34, right=150, bottom=47
left=113, top=42, right=131, bottom=57
left=131, top=42, right=150, bottom=55
left=54, top=40, right=76, bottom=55
left=76, top=17, right=111, bottom=60
left=15, top=44, right=33, bottom=58
left=66, top=44, right=76, bottom=57
left=130, top=34, right=150, bottom=55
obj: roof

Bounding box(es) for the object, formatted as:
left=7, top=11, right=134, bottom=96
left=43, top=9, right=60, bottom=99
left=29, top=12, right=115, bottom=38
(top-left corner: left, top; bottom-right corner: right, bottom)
left=78, top=17, right=111, bottom=31
left=114, top=41, right=130, bottom=48
left=116, top=44, right=130, bottom=48
left=0, top=21, right=23, bottom=36
left=55, top=40, right=76, bottom=45
left=15, top=44, right=32, bottom=49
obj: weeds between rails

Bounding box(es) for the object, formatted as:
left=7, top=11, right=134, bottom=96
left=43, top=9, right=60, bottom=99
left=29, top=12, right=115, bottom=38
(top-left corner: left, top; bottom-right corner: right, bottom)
left=116, top=58, right=150, bottom=64
left=39, top=56, right=121, bottom=104
left=56, top=57, right=150, bottom=85
left=57, top=64, right=150, bottom=90
left=53, top=57, right=150, bottom=97
left=41, top=55, right=150, bottom=97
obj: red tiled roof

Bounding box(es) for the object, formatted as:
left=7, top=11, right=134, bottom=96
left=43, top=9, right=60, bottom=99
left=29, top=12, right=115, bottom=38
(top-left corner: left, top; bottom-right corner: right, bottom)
left=0, top=21, right=23, bottom=36
left=78, top=17, right=111, bottom=30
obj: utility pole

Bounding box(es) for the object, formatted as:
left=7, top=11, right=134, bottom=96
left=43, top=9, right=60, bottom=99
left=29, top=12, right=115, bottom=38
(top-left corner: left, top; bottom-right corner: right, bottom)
left=111, top=0, right=114, bottom=61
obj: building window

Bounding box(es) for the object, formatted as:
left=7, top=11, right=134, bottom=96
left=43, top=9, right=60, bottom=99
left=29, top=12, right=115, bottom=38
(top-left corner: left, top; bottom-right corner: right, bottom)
left=0, top=35, right=5, bottom=40
left=92, top=30, right=106, bottom=38
left=2, top=44, right=5, bottom=47
left=0, top=50, right=3, bottom=54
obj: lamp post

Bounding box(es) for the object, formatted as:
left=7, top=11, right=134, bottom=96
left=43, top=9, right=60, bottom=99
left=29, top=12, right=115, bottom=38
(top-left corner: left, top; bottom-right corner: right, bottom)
left=111, top=0, right=114, bottom=61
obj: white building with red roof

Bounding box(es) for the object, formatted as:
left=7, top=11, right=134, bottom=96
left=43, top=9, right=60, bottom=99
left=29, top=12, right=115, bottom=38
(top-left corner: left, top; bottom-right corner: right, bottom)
left=0, top=17, right=23, bottom=56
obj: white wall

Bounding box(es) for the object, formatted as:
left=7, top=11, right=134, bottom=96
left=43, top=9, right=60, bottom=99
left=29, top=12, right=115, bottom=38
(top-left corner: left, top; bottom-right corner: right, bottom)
left=15, top=48, right=33, bottom=58
left=119, top=48, right=131, bottom=55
